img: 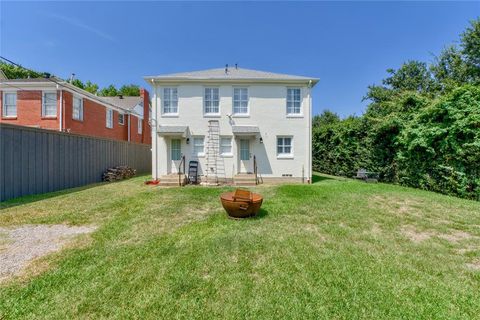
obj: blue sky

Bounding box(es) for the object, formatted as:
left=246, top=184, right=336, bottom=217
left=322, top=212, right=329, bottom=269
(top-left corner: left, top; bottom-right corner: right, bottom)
left=1, top=1, right=479, bottom=117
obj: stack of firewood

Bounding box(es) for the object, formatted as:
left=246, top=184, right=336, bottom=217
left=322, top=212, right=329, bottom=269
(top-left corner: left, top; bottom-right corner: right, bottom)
left=102, top=166, right=136, bottom=182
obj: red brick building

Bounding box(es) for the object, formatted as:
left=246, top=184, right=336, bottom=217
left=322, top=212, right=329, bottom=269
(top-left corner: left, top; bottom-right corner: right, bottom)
left=0, top=78, right=151, bottom=145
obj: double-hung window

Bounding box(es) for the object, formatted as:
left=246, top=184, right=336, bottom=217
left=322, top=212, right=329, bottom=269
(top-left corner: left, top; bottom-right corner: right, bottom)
left=287, top=88, right=301, bottom=115
left=220, top=137, right=232, bottom=156
left=118, top=113, right=125, bottom=125
left=106, top=108, right=113, bottom=128
left=72, top=96, right=83, bottom=121
left=277, top=136, right=293, bottom=157
left=2, top=92, right=17, bottom=117
left=42, top=91, right=57, bottom=117
left=193, top=137, right=205, bottom=156
left=233, top=88, right=248, bottom=115
left=204, top=88, right=219, bottom=115
left=163, top=88, right=178, bottom=114
left=138, top=118, right=142, bottom=134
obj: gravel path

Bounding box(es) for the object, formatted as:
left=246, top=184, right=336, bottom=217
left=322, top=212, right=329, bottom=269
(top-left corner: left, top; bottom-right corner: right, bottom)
left=0, top=224, right=95, bottom=282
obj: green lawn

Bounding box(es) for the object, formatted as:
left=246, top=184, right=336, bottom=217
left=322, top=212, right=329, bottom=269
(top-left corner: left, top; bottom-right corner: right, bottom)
left=1, top=175, right=479, bottom=319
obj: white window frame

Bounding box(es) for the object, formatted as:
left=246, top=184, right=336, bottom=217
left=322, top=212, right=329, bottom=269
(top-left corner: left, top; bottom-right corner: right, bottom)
left=277, top=136, right=293, bottom=158
left=162, top=87, right=178, bottom=116
left=192, top=136, right=205, bottom=157
left=42, top=91, right=57, bottom=117
left=118, top=112, right=125, bottom=125
left=72, top=95, right=83, bottom=121
left=204, top=87, right=220, bottom=116
left=232, top=87, right=249, bottom=116
left=106, top=108, right=113, bottom=128
left=220, top=136, right=233, bottom=157
left=286, top=88, right=302, bottom=116
left=2, top=91, right=17, bottom=117
left=138, top=118, right=142, bottom=134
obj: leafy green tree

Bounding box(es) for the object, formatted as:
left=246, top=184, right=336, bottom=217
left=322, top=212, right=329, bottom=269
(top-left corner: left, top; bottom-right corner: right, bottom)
left=0, top=61, right=44, bottom=79
left=312, top=110, right=340, bottom=128
left=118, top=84, right=140, bottom=96
left=84, top=81, right=99, bottom=94
left=98, top=85, right=118, bottom=97
left=460, top=19, right=480, bottom=82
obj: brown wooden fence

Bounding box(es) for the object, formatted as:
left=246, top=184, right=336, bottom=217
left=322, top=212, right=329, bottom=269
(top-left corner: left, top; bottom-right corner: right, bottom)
left=0, top=123, right=151, bottom=202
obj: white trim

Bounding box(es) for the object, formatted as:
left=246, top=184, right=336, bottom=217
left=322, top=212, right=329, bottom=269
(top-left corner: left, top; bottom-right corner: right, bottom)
left=276, top=136, right=294, bottom=158
left=161, top=87, right=179, bottom=116
left=203, top=87, right=220, bottom=116
left=72, top=95, right=83, bottom=121
left=192, top=136, right=205, bottom=157
left=286, top=87, right=303, bottom=117
left=2, top=91, right=17, bottom=117
left=106, top=108, right=113, bottom=128
left=137, top=118, right=142, bottom=134
left=220, top=136, right=233, bottom=157
left=232, top=87, right=249, bottom=116
left=118, top=112, right=125, bottom=125
left=42, top=90, right=57, bottom=117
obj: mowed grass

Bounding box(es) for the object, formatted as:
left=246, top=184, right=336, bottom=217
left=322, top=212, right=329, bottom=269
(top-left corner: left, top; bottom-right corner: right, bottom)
left=0, top=175, right=480, bottom=319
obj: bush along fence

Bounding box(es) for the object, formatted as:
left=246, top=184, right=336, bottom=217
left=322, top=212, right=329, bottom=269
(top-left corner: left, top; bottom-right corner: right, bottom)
left=0, top=123, right=151, bottom=202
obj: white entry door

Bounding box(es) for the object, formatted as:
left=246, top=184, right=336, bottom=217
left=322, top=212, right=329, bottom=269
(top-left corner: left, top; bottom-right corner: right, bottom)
left=170, top=139, right=182, bottom=173
left=239, top=138, right=252, bottom=173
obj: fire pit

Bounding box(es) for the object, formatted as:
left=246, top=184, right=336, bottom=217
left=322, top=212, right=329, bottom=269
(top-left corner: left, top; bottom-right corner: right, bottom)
left=220, top=189, right=263, bottom=218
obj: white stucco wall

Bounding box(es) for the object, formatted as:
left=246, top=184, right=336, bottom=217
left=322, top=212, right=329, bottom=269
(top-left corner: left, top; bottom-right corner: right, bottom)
left=150, top=82, right=312, bottom=182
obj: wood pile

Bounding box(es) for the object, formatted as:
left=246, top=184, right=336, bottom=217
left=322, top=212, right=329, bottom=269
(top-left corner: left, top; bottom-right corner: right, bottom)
left=102, top=166, right=136, bottom=182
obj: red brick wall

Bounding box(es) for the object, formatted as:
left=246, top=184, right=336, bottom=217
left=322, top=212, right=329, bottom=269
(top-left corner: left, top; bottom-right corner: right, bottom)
left=1, top=88, right=151, bottom=144
left=63, top=91, right=128, bottom=141
left=0, top=90, right=60, bottom=130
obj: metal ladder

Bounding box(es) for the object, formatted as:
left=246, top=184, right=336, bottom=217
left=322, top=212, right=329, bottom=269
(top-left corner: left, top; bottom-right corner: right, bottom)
left=205, top=120, right=221, bottom=184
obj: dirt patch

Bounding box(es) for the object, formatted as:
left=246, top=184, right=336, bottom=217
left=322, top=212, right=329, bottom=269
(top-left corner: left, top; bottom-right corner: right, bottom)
left=438, top=230, right=474, bottom=243
left=466, top=259, right=480, bottom=271
left=401, top=225, right=435, bottom=243
left=0, top=224, right=95, bottom=282
left=369, top=195, right=424, bottom=217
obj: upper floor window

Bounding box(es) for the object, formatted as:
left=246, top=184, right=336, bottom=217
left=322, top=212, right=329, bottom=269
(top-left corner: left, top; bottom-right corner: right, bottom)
left=118, top=113, right=125, bottom=125
left=277, top=136, right=293, bottom=157
left=106, top=108, right=113, bottom=128
left=42, top=91, right=57, bottom=117
left=163, top=88, right=178, bottom=114
left=72, top=96, right=83, bottom=121
left=193, top=136, right=205, bottom=156
left=138, top=118, right=142, bottom=134
left=233, top=88, right=248, bottom=115
left=287, top=88, right=301, bottom=115
left=2, top=92, right=17, bottom=117
left=204, top=88, right=219, bottom=115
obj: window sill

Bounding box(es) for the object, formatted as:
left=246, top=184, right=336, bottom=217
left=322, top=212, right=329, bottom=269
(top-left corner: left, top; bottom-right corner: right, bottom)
left=162, top=114, right=179, bottom=118
left=193, top=153, right=205, bottom=158
left=277, top=155, right=294, bottom=159
left=119, top=123, right=125, bottom=126
left=72, top=118, right=83, bottom=123
left=1, top=116, right=17, bottom=120
left=41, top=116, right=57, bottom=120
left=204, top=114, right=221, bottom=118
left=106, top=126, right=113, bottom=129
left=232, top=114, right=250, bottom=118
left=221, top=153, right=233, bottom=158
left=286, top=114, right=304, bottom=118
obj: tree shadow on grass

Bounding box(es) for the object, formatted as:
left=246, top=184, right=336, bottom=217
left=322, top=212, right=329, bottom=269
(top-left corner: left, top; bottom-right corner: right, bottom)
left=312, top=173, right=334, bottom=184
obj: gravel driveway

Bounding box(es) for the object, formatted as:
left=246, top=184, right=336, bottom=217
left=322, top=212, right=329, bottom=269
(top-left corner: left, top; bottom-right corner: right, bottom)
left=0, top=224, right=95, bottom=282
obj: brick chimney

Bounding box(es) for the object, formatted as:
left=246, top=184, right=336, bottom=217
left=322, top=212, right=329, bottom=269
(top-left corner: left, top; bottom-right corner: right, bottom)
left=140, top=88, right=151, bottom=144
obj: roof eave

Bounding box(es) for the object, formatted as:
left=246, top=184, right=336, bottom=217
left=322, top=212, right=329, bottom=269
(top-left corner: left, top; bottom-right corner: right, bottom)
left=144, top=77, right=319, bottom=86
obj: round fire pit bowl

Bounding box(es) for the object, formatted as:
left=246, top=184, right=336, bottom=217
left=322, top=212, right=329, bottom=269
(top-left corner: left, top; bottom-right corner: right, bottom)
left=220, top=190, right=263, bottom=219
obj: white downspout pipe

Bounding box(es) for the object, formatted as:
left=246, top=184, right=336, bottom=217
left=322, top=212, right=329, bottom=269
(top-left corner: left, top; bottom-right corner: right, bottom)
left=307, top=80, right=312, bottom=183
left=127, top=114, right=131, bottom=142
left=58, top=85, right=63, bottom=131
left=152, top=80, right=158, bottom=180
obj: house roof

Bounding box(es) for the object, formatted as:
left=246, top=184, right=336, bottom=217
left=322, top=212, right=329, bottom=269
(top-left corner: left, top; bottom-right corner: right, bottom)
left=144, top=67, right=319, bottom=85
left=101, top=96, right=143, bottom=112
left=0, top=78, right=140, bottom=114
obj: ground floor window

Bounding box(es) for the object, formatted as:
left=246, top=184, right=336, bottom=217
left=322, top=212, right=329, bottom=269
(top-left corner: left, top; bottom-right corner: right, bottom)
left=171, top=139, right=181, bottom=160
left=193, top=137, right=205, bottom=156
left=220, top=137, right=232, bottom=156
left=277, top=136, right=293, bottom=157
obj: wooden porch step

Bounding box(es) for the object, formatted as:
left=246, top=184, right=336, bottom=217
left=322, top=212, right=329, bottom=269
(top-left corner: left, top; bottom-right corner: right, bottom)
left=233, top=174, right=257, bottom=186
left=159, top=174, right=186, bottom=186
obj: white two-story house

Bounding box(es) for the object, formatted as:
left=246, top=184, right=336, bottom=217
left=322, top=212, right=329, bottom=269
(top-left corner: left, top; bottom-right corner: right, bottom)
left=144, top=67, right=318, bottom=185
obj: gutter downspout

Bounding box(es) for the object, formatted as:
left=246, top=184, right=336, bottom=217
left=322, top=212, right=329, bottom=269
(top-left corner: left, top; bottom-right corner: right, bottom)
left=153, top=80, right=158, bottom=180
left=127, top=114, right=131, bottom=142
left=58, top=85, right=63, bottom=131
left=307, top=80, right=312, bottom=183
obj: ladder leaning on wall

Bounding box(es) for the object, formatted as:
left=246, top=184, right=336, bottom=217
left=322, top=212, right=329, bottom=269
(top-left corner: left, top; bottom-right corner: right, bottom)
left=205, top=120, right=221, bottom=185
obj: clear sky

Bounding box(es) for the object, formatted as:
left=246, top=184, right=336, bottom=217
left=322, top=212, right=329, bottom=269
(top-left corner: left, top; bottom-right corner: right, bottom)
left=1, top=1, right=479, bottom=117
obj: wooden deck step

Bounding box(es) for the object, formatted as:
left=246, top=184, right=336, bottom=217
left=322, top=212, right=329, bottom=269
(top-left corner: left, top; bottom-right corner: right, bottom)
left=158, top=174, right=186, bottom=186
